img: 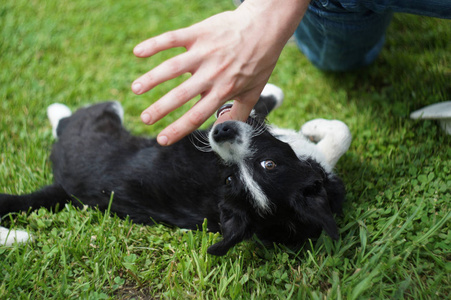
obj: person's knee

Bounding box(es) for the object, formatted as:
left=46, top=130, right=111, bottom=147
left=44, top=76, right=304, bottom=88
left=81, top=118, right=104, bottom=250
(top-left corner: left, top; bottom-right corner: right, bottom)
left=294, top=2, right=393, bottom=71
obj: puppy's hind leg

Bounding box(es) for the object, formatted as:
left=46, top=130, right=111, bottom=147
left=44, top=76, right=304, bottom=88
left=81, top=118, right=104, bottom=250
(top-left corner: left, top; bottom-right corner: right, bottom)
left=47, top=103, right=72, bottom=138
left=301, top=119, right=352, bottom=168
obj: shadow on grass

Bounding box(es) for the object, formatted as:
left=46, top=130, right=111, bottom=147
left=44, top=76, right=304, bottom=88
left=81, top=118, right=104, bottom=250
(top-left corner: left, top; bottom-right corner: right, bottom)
left=310, top=16, right=451, bottom=256
left=322, top=14, right=450, bottom=123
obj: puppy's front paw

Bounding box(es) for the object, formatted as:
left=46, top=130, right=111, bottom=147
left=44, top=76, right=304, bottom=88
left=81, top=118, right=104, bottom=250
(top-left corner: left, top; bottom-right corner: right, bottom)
left=260, top=83, right=284, bottom=110
left=253, top=83, right=285, bottom=118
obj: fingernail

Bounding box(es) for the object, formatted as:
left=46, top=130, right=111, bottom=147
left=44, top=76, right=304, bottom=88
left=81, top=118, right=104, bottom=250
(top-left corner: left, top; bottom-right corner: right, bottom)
left=157, top=135, right=169, bottom=146
left=134, top=45, right=144, bottom=56
left=132, top=82, right=142, bottom=94
left=141, top=113, right=152, bottom=124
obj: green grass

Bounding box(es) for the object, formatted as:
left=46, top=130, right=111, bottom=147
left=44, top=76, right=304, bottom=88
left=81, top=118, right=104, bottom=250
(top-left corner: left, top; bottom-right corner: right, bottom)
left=1, top=0, right=450, bottom=298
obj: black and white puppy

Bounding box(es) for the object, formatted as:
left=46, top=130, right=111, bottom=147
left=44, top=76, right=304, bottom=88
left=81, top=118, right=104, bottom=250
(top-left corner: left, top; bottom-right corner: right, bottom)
left=0, top=84, right=351, bottom=256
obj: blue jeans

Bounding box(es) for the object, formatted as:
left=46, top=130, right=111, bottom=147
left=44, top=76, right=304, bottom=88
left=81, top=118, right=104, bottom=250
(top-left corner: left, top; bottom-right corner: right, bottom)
left=295, top=0, right=451, bottom=71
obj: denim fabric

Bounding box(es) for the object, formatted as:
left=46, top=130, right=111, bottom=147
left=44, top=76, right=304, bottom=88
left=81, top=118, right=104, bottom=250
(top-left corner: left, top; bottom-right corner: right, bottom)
left=295, top=0, right=451, bottom=71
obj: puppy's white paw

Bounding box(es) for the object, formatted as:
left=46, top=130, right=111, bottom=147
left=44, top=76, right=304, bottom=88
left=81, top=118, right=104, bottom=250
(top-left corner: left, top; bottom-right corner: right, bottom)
left=301, top=119, right=349, bottom=142
left=301, top=119, right=352, bottom=168
left=0, top=227, right=32, bottom=247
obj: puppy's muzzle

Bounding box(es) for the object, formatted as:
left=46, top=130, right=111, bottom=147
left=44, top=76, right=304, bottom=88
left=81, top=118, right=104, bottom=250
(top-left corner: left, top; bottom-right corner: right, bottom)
left=212, top=122, right=238, bottom=143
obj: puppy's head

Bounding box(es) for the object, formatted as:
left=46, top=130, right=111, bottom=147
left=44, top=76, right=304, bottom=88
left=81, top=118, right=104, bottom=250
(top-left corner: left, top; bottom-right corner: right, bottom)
left=207, top=112, right=345, bottom=256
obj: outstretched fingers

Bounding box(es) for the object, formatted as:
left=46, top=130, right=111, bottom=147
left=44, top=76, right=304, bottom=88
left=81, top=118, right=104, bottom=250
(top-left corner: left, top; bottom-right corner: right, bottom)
left=133, top=28, right=192, bottom=58
left=153, top=86, right=264, bottom=146
left=155, top=92, right=224, bottom=146
left=132, top=51, right=200, bottom=95
left=140, top=76, right=207, bottom=125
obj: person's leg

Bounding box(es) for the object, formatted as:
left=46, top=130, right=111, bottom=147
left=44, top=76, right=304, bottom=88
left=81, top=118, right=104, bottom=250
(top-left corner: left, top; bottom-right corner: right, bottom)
left=365, top=0, right=451, bottom=19
left=295, top=0, right=451, bottom=72
left=295, top=0, right=392, bottom=71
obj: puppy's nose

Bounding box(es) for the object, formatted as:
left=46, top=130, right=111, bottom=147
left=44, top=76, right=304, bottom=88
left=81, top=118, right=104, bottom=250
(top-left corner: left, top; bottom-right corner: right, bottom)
left=212, top=122, right=237, bottom=142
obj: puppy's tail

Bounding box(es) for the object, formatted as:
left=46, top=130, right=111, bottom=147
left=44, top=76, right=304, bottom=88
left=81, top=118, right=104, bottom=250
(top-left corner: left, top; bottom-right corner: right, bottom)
left=0, top=184, right=70, bottom=218
left=0, top=184, right=70, bottom=246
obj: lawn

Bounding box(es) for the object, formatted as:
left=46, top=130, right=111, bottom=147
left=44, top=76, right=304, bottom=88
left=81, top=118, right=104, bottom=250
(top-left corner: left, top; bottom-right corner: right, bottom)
left=1, top=0, right=450, bottom=298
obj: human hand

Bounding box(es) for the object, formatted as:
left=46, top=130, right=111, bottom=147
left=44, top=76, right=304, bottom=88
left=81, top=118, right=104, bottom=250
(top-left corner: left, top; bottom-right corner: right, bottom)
left=132, top=0, right=308, bottom=146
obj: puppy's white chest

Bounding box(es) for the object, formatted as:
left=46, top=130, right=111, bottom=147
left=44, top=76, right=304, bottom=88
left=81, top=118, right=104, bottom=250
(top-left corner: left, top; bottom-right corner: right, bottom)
left=269, top=126, right=332, bottom=173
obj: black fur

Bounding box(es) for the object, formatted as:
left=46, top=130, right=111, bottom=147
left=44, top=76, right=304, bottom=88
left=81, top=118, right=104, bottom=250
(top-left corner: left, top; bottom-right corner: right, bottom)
left=0, top=94, right=345, bottom=255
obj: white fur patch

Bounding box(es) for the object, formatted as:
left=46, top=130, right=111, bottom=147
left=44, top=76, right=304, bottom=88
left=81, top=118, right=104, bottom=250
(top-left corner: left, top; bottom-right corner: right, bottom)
left=270, top=119, right=351, bottom=172
left=239, top=163, right=270, bottom=213
left=209, top=122, right=254, bottom=164
left=301, top=119, right=352, bottom=168
left=47, top=103, right=72, bottom=138
left=209, top=121, right=270, bottom=212
left=0, top=226, right=32, bottom=246
left=269, top=126, right=332, bottom=173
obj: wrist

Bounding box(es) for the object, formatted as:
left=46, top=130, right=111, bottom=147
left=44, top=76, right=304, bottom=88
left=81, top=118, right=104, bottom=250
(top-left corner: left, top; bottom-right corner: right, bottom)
left=238, top=0, right=310, bottom=44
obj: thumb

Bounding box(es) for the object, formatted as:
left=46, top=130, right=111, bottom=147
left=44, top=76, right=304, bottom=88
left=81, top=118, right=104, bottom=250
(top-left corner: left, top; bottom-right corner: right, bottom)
left=214, top=88, right=263, bottom=125
left=213, top=96, right=256, bottom=126
left=230, top=88, right=263, bottom=121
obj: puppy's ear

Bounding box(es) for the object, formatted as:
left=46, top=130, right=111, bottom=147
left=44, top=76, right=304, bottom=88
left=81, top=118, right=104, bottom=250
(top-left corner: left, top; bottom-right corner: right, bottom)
left=207, top=207, right=252, bottom=256
left=293, top=179, right=340, bottom=240
left=323, top=175, right=346, bottom=215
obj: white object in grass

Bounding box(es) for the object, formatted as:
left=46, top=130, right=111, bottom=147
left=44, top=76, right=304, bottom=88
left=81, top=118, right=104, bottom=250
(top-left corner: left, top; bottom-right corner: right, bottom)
left=410, top=101, right=451, bottom=135
left=0, top=226, right=32, bottom=246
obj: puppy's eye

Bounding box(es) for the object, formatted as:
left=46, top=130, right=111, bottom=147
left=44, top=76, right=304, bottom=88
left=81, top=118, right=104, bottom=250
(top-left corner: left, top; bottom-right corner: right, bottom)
left=225, top=175, right=233, bottom=185
left=260, top=160, right=276, bottom=170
